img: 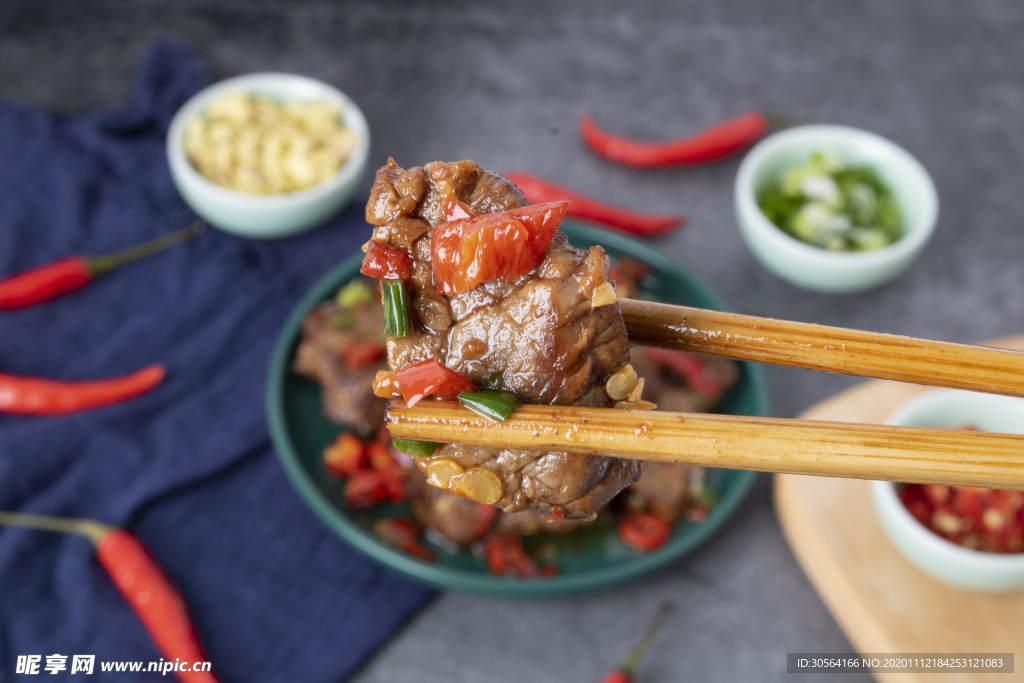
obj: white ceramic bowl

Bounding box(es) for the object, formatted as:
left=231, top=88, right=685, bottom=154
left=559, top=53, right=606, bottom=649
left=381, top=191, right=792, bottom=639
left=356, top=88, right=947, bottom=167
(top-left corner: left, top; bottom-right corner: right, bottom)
left=167, top=73, right=371, bottom=239
left=735, top=125, right=938, bottom=293
left=871, top=390, right=1024, bottom=592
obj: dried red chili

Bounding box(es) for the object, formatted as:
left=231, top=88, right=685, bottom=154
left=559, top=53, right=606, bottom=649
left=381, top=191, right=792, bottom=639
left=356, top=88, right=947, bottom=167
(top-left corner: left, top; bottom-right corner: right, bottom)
left=503, top=171, right=685, bottom=237
left=0, top=512, right=219, bottom=683
left=579, top=111, right=770, bottom=167
left=0, top=365, right=166, bottom=415
left=0, top=221, right=205, bottom=310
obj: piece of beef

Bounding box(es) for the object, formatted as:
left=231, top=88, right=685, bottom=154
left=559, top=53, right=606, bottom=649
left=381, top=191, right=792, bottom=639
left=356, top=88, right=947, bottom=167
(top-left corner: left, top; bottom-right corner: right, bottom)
left=293, top=300, right=387, bottom=438
left=369, top=158, right=641, bottom=518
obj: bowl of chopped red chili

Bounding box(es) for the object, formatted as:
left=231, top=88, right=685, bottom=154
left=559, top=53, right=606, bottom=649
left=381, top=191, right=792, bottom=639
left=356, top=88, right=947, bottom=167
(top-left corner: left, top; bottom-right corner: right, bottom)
left=872, top=389, right=1024, bottom=592
left=266, top=222, right=769, bottom=596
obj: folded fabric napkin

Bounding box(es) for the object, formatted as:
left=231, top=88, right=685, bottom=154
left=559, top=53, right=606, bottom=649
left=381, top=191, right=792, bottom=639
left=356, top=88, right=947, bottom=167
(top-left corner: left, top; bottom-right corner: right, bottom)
left=0, top=42, right=434, bottom=682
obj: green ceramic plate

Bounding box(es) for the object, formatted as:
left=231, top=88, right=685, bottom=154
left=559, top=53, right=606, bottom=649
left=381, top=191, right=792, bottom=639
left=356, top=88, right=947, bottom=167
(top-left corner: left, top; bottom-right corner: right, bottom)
left=266, top=222, right=770, bottom=597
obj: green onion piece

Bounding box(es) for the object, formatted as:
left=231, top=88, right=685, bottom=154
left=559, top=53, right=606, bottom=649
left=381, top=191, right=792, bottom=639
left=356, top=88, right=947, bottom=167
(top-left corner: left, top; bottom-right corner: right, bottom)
left=391, top=438, right=439, bottom=457
left=381, top=279, right=411, bottom=338
left=332, top=311, right=357, bottom=328
left=336, top=279, right=375, bottom=308
left=478, top=371, right=503, bottom=390
left=458, top=390, right=522, bottom=422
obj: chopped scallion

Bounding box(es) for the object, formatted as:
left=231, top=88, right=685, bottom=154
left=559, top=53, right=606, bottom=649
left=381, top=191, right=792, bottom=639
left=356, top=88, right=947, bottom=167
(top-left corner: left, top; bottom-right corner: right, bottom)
left=336, top=279, right=375, bottom=309
left=391, top=438, right=440, bottom=457
left=382, top=279, right=411, bottom=338
left=458, top=390, right=522, bottom=422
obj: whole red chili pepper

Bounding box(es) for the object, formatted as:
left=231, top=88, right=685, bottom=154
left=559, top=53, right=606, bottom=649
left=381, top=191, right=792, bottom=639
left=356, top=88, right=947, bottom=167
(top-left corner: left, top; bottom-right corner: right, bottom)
left=0, top=365, right=166, bottom=415
left=502, top=171, right=685, bottom=237
left=0, top=221, right=205, bottom=310
left=579, top=111, right=770, bottom=167
left=597, top=602, right=672, bottom=683
left=0, top=512, right=220, bottom=683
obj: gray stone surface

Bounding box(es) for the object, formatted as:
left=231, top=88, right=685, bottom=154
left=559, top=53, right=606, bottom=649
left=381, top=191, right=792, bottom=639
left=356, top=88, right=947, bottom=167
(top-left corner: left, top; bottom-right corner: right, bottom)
left=3, top=1, right=1023, bottom=680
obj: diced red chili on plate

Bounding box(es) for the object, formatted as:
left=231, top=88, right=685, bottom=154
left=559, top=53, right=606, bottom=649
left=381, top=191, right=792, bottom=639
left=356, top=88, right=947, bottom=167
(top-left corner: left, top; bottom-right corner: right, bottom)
left=374, top=518, right=435, bottom=562
left=366, top=442, right=400, bottom=471
left=618, top=512, right=671, bottom=553
left=337, top=341, right=385, bottom=370
left=431, top=200, right=569, bottom=295
left=323, top=432, right=367, bottom=478
left=395, top=359, right=475, bottom=407
left=482, top=535, right=541, bottom=578
left=344, top=469, right=406, bottom=508
left=360, top=240, right=413, bottom=281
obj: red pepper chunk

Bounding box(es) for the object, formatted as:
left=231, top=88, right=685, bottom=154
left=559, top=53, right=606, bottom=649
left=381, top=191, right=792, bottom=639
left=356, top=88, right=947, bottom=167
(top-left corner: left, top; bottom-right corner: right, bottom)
left=445, top=196, right=475, bottom=221
left=619, top=512, right=671, bottom=552
left=431, top=200, right=569, bottom=295
left=395, top=359, right=475, bottom=407
left=360, top=240, right=413, bottom=281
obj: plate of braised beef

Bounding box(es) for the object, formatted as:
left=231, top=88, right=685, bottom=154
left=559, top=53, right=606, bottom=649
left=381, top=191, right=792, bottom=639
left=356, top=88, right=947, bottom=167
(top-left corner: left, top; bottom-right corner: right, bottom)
left=266, top=161, right=768, bottom=596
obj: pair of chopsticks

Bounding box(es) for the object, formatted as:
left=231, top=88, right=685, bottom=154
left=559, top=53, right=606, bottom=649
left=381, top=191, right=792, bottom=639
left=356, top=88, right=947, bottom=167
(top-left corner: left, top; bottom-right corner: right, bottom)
left=386, top=299, right=1024, bottom=491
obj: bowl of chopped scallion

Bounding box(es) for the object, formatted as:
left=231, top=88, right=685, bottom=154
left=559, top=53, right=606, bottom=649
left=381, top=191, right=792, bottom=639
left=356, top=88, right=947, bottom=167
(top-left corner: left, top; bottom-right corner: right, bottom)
left=735, top=125, right=938, bottom=293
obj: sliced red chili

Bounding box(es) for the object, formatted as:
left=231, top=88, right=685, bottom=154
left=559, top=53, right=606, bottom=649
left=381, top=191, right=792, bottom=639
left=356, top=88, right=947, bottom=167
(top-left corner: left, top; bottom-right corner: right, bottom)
left=503, top=171, right=684, bottom=237
left=431, top=200, right=569, bottom=295
left=619, top=512, right=671, bottom=552
left=395, top=359, right=475, bottom=407
left=579, top=111, right=769, bottom=167
left=360, top=240, right=413, bottom=281
left=323, top=432, right=367, bottom=478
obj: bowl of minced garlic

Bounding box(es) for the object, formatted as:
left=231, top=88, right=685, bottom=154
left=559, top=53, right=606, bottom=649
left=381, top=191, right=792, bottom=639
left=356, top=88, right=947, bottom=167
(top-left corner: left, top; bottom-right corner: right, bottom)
left=168, top=73, right=370, bottom=238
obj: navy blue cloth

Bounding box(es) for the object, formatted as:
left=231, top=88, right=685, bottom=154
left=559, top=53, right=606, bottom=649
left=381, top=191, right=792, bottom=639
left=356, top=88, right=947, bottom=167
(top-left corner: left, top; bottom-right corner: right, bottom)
left=0, top=43, right=434, bottom=682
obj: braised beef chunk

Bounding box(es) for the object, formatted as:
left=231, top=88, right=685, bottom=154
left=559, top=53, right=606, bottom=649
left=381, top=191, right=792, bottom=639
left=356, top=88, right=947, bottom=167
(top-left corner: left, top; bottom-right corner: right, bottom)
left=293, top=300, right=387, bottom=438
left=370, top=158, right=641, bottom=518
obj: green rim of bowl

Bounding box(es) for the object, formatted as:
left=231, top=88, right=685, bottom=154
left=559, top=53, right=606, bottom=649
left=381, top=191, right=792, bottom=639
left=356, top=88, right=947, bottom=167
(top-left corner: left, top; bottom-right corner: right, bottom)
left=266, top=222, right=770, bottom=597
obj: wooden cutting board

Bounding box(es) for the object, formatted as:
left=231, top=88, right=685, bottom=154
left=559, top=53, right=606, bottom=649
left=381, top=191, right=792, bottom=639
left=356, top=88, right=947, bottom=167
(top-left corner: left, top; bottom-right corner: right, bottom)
left=774, top=335, right=1024, bottom=683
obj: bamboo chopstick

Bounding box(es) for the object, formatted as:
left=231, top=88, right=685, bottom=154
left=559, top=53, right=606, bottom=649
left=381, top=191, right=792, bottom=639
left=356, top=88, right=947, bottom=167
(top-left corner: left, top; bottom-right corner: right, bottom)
left=386, top=401, right=1024, bottom=491
left=620, top=299, right=1024, bottom=398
